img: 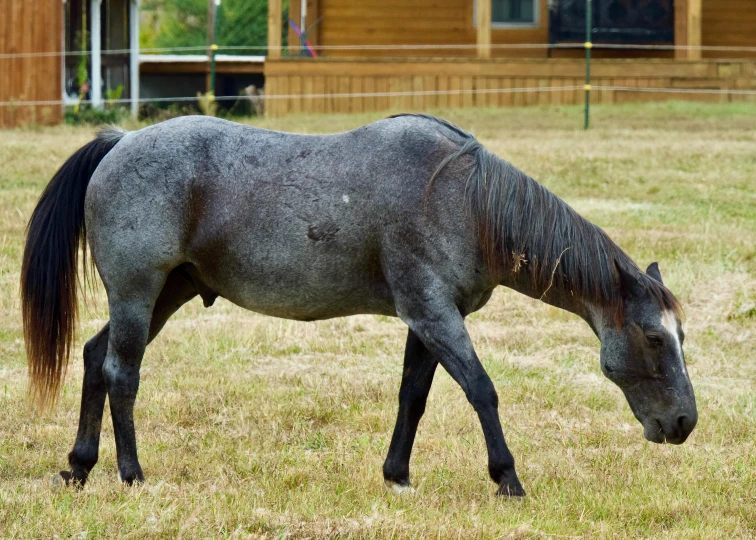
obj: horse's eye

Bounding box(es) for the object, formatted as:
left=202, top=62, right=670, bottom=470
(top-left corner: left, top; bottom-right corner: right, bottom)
left=646, top=334, right=663, bottom=347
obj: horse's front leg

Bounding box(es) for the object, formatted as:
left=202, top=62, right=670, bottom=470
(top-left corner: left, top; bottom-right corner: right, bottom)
left=383, top=329, right=438, bottom=492
left=396, top=296, right=525, bottom=497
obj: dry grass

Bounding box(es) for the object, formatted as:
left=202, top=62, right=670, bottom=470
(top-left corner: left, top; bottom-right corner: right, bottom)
left=0, top=102, right=754, bottom=538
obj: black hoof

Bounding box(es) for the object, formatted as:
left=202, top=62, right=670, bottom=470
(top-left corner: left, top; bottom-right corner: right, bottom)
left=495, top=469, right=526, bottom=497
left=57, top=470, right=87, bottom=488
left=496, top=482, right=526, bottom=497
left=118, top=469, right=144, bottom=486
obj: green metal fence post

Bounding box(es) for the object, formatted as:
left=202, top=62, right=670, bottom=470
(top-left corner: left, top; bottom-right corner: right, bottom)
left=584, top=0, right=592, bottom=130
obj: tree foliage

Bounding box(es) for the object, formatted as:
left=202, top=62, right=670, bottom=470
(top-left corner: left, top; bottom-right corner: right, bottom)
left=140, top=0, right=288, bottom=54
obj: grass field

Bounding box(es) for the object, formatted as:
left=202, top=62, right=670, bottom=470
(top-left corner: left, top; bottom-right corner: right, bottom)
left=0, top=102, right=754, bottom=538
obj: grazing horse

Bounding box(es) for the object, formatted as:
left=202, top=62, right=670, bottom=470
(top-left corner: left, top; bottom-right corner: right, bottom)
left=21, top=114, right=697, bottom=496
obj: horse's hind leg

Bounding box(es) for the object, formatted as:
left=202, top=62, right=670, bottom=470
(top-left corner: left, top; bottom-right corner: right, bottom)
left=62, top=324, right=110, bottom=486
left=62, top=268, right=198, bottom=486
left=103, top=270, right=165, bottom=484
left=383, top=329, right=437, bottom=492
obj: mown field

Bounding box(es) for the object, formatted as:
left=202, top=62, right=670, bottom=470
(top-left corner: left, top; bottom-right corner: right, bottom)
left=0, top=103, right=754, bottom=538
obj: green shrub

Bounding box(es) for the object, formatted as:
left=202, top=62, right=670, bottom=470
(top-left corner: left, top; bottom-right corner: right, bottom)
left=65, top=105, right=127, bottom=126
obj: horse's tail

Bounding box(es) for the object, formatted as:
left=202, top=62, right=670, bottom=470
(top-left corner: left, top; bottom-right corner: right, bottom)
left=21, top=128, right=126, bottom=409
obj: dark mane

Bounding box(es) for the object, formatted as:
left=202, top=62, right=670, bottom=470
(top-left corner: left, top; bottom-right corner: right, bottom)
left=393, top=113, right=682, bottom=326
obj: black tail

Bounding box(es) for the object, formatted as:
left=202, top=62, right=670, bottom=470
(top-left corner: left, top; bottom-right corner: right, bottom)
left=21, top=128, right=126, bottom=409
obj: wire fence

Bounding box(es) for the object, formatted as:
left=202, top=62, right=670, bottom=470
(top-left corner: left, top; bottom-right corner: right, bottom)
left=2, top=85, right=755, bottom=109
left=2, top=41, right=755, bottom=128
left=3, top=42, right=756, bottom=59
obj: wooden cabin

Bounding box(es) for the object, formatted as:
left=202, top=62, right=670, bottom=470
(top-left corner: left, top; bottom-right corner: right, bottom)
left=266, top=0, right=756, bottom=116
left=0, top=0, right=139, bottom=128
left=3, top=0, right=755, bottom=126
left=282, top=0, right=756, bottom=60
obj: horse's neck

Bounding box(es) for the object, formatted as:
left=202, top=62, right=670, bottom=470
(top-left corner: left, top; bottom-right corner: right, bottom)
left=499, top=271, right=603, bottom=337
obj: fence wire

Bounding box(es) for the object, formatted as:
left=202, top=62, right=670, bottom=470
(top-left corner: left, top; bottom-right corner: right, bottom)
left=3, top=42, right=756, bottom=59
left=2, top=85, right=756, bottom=109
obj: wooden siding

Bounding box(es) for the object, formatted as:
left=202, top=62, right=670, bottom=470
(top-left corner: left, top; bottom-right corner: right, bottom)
left=302, top=0, right=756, bottom=60
left=0, top=0, right=63, bottom=127
left=318, top=0, right=549, bottom=58
left=702, top=0, right=756, bottom=58
left=264, top=58, right=756, bottom=116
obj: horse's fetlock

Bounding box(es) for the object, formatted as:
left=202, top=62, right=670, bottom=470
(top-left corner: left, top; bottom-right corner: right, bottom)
left=489, top=463, right=513, bottom=481
left=70, top=445, right=97, bottom=464
left=68, top=448, right=98, bottom=479
left=383, top=460, right=410, bottom=486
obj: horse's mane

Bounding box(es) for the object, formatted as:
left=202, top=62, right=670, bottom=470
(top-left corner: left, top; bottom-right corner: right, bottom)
left=390, top=113, right=682, bottom=326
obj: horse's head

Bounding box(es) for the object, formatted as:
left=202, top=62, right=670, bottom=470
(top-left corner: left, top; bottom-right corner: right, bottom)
left=599, top=263, right=697, bottom=444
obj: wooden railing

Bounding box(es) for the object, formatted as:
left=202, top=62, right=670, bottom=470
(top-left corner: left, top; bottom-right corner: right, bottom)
left=264, top=57, right=756, bottom=117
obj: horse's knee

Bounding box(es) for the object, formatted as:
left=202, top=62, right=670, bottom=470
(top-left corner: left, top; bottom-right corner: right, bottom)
left=466, top=375, right=499, bottom=411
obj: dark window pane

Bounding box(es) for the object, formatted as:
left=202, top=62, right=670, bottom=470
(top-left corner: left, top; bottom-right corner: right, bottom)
left=549, top=0, right=674, bottom=44
left=492, top=0, right=535, bottom=24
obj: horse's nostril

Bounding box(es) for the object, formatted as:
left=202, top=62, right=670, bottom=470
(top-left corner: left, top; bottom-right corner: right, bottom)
left=677, top=414, right=696, bottom=434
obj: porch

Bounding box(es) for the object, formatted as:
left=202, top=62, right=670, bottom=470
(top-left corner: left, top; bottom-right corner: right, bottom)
left=264, top=56, right=756, bottom=117
left=264, top=0, right=755, bottom=117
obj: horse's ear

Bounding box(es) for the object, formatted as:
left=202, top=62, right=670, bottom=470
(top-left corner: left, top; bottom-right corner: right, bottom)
left=646, top=262, right=663, bottom=284
left=615, top=261, right=643, bottom=297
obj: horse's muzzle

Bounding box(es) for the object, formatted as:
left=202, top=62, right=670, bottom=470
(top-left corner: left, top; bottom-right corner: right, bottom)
left=644, top=409, right=697, bottom=445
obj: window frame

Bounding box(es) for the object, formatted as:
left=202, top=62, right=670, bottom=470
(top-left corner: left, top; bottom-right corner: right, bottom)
left=473, top=0, right=541, bottom=30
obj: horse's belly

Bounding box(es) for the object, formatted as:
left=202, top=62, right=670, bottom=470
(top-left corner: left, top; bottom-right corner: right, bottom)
left=192, top=259, right=397, bottom=321
left=219, top=284, right=397, bottom=321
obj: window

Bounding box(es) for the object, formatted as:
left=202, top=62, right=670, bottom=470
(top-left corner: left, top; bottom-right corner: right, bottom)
left=493, top=0, right=537, bottom=25
left=550, top=0, right=674, bottom=44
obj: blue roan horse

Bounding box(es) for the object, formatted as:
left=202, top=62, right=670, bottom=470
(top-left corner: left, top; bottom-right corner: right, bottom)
left=21, top=114, right=696, bottom=496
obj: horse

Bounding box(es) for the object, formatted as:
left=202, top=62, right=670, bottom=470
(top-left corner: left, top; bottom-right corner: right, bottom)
left=20, top=114, right=697, bottom=497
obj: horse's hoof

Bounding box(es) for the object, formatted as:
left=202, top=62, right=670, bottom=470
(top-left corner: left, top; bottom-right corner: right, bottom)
left=118, top=469, right=144, bottom=486
left=51, top=470, right=74, bottom=490
left=384, top=479, right=415, bottom=495
left=55, top=470, right=89, bottom=489
left=496, top=483, right=526, bottom=498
